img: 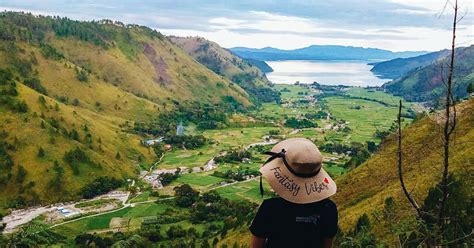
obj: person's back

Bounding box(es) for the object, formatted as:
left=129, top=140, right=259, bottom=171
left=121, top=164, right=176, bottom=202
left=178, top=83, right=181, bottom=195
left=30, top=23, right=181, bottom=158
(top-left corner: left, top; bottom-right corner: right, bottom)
left=250, top=197, right=338, bottom=248
left=249, top=138, right=338, bottom=248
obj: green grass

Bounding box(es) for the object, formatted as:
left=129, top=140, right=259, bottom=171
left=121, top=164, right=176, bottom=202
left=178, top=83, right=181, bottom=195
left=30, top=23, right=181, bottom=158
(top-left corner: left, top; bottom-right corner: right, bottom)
left=345, top=87, right=404, bottom=106
left=129, top=191, right=152, bottom=203
left=323, top=96, right=402, bottom=143
left=274, top=84, right=313, bottom=101
left=52, top=207, right=132, bottom=237
left=215, top=178, right=271, bottom=203
left=176, top=173, right=225, bottom=186
left=53, top=201, right=173, bottom=237
left=159, top=126, right=277, bottom=169
left=74, top=199, right=115, bottom=208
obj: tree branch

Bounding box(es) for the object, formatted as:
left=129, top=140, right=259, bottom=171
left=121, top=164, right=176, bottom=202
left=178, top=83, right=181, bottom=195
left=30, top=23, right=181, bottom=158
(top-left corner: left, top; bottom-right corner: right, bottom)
left=397, top=100, right=422, bottom=219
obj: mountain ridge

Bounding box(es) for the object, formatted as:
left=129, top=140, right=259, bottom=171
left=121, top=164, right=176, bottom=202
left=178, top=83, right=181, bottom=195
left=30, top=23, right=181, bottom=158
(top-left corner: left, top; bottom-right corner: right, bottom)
left=370, top=49, right=450, bottom=79
left=230, top=45, right=428, bottom=61
left=169, top=36, right=281, bottom=103
left=0, top=12, right=253, bottom=208
left=383, top=45, right=474, bottom=105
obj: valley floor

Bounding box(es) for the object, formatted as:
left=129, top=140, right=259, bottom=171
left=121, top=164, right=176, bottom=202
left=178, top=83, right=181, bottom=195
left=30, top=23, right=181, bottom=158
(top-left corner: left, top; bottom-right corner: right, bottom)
left=2, top=85, right=419, bottom=245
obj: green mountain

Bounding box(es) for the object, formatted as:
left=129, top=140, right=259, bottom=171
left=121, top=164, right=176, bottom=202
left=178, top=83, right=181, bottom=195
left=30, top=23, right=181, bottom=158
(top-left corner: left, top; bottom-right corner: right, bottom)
left=169, top=36, right=280, bottom=103
left=370, top=49, right=449, bottom=79
left=0, top=12, right=252, bottom=208
left=383, top=45, right=474, bottom=105
left=333, top=98, right=474, bottom=243
left=243, top=58, right=273, bottom=73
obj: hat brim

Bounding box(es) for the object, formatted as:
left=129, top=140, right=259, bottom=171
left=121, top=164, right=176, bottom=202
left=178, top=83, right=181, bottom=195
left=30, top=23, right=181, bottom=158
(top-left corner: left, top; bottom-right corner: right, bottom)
left=260, top=158, right=337, bottom=204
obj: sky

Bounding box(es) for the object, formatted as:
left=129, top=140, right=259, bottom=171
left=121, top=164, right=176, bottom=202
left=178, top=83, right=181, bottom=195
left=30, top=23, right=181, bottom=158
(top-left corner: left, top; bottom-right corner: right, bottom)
left=1, top=0, right=473, bottom=51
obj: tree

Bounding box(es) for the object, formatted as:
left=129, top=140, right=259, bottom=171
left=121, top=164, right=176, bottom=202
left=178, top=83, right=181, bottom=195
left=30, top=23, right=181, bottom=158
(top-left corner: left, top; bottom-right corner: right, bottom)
left=366, top=141, right=377, bottom=153
left=173, top=184, right=199, bottom=207
left=139, top=223, right=162, bottom=242
left=16, top=165, right=27, bottom=184
left=166, top=225, right=186, bottom=239
left=397, top=1, right=461, bottom=245
left=79, top=177, right=122, bottom=199
left=38, top=95, right=46, bottom=105
left=69, top=129, right=80, bottom=141
left=37, top=147, right=45, bottom=157
left=49, top=161, right=64, bottom=191
left=72, top=98, right=80, bottom=106
left=397, top=100, right=422, bottom=219
left=201, top=190, right=221, bottom=203
left=439, top=0, right=459, bottom=239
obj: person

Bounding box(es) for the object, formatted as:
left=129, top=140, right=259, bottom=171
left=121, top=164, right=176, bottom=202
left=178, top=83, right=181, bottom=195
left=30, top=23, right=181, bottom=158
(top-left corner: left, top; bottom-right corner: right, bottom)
left=250, top=138, right=338, bottom=248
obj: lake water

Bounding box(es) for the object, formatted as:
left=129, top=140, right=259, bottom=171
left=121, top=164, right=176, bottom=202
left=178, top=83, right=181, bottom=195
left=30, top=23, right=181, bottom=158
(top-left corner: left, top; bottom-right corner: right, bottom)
left=265, top=60, right=389, bottom=86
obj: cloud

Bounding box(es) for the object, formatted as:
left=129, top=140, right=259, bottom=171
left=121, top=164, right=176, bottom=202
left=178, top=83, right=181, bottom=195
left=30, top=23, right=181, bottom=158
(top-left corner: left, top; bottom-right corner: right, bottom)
left=1, top=0, right=473, bottom=51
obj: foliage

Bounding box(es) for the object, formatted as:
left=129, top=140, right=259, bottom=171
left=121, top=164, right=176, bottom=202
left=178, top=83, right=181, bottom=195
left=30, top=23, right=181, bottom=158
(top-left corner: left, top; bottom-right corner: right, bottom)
left=159, top=171, right=180, bottom=186
left=75, top=233, right=113, bottom=247
left=408, top=176, right=473, bottom=246
left=0, top=12, right=163, bottom=47
left=76, top=68, right=89, bottom=82
left=134, top=102, right=231, bottom=136
left=189, top=191, right=257, bottom=225
left=212, top=166, right=259, bottom=181
left=166, top=134, right=208, bottom=149
left=173, top=184, right=199, bottom=207
left=139, top=223, right=162, bottom=242
left=384, top=45, right=474, bottom=105
left=0, top=131, right=14, bottom=185
left=23, top=77, right=48, bottom=95
left=153, top=144, right=165, bottom=158
left=0, top=68, right=29, bottom=113
left=304, top=110, right=328, bottom=119
left=79, top=176, right=123, bottom=199
left=166, top=225, right=187, bottom=239
left=63, top=147, right=93, bottom=175
left=40, top=43, right=64, bottom=60
left=7, top=223, right=64, bottom=247
left=335, top=214, right=377, bottom=247
left=16, top=165, right=27, bottom=184
left=37, top=146, right=45, bottom=158
left=284, top=117, right=317, bottom=129
left=214, top=149, right=252, bottom=164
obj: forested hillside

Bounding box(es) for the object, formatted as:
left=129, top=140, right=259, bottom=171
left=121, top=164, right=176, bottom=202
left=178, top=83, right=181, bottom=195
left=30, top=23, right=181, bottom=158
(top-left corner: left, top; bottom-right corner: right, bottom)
left=383, top=45, right=474, bottom=105
left=0, top=12, right=252, bottom=208
left=370, top=49, right=449, bottom=79
left=169, top=36, right=280, bottom=103
left=332, top=99, right=473, bottom=245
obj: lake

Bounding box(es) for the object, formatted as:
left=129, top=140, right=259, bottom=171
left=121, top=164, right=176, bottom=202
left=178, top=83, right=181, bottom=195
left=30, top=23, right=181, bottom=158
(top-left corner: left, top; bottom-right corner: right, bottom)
left=265, top=60, right=389, bottom=86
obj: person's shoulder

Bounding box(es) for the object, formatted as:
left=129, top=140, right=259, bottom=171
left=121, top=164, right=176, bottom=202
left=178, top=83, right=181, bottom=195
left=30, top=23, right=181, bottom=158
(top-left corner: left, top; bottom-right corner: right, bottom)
left=320, top=198, right=337, bottom=211
left=262, top=197, right=286, bottom=207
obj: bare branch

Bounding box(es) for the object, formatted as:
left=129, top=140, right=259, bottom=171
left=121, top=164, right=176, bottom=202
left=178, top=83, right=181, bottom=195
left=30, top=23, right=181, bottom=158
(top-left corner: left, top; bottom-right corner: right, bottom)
left=438, top=0, right=458, bottom=236
left=397, top=100, right=422, bottom=218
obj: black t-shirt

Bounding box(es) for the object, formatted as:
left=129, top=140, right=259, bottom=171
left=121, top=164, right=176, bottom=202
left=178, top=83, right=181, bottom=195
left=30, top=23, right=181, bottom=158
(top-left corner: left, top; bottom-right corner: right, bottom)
left=249, top=197, right=338, bottom=248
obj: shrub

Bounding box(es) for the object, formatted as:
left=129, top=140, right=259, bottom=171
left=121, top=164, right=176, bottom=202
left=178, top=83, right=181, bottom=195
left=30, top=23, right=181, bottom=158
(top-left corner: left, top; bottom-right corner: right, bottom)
left=23, top=77, right=47, bottom=95
left=284, top=117, right=317, bottom=129
left=80, top=177, right=122, bottom=199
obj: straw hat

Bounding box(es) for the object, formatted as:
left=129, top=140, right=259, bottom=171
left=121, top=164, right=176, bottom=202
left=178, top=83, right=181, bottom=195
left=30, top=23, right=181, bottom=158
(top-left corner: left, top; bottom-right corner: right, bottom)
left=260, top=138, right=336, bottom=204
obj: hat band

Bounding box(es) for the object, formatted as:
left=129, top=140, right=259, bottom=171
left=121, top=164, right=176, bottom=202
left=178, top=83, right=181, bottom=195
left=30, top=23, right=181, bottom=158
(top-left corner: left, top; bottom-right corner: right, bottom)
left=262, top=149, right=321, bottom=178
left=259, top=149, right=321, bottom=197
